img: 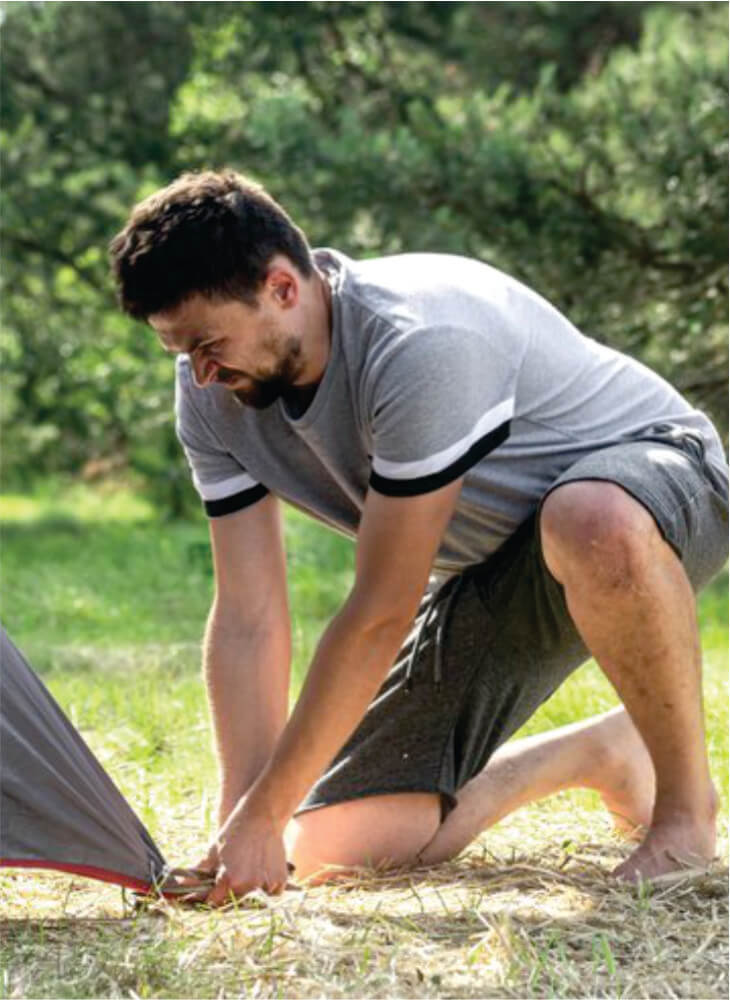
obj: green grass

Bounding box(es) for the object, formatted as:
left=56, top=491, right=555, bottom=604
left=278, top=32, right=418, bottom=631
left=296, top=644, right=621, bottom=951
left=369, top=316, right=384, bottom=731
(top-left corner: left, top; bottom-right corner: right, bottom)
left=0, top=482, right=352, bottom=672
left=1, top=482, right=727, bottom=999
left=0, top=483, right=356, bottom=840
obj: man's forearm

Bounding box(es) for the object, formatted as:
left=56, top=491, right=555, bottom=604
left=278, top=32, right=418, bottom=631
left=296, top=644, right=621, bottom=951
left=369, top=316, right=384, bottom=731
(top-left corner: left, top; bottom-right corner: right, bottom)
left=203, top=602, right=291, bottom=821
left=244, top=598, right=410, bottom=829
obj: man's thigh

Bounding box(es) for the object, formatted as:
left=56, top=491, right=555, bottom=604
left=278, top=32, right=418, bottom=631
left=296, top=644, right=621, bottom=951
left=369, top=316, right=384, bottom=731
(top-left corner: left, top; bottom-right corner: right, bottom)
left=286, top=792, right=441, bottom=881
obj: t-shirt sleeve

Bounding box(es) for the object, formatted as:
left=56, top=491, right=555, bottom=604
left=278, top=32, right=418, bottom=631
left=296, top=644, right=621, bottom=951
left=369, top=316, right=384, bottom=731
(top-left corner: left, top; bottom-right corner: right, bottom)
left=174, top=358, right=269, bottom=517
left=367, top=326, right=516, bottom=497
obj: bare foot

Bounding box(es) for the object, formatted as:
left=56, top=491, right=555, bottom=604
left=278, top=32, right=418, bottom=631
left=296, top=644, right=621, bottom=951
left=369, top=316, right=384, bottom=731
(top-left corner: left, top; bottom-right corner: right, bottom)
left=594, top=710, right=656, bottom=840
left=613, top=807, right=717, bottom=882
left=592, top=713, right=719, bottom=881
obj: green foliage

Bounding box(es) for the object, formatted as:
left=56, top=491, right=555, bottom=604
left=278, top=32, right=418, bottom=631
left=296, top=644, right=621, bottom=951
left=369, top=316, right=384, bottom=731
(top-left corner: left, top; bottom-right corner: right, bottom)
left=1, top=2, right=727, bottom=508
left=1, top=2, right=208, bottom=511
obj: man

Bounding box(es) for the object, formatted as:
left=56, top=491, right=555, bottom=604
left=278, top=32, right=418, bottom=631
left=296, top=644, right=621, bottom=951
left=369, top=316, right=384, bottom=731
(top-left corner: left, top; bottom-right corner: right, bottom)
left=110, top=170, right=728, bottom=904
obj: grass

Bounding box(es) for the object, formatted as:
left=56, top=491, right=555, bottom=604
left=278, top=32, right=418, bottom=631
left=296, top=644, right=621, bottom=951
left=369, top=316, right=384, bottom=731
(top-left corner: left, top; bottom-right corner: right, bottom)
left=1, top=481, right=727, bottom=999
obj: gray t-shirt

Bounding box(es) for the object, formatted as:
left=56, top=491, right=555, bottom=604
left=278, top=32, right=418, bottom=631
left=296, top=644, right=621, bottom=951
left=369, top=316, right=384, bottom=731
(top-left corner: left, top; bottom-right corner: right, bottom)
left=175, top=249, right=725, bottom=575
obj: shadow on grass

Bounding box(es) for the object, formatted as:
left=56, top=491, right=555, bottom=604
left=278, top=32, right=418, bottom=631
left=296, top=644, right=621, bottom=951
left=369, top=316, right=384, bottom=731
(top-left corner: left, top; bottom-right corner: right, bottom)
left=302, top=853, right=729, bottom=994
left=0, top=916, right=142, bottom=935
left=304, top=848, right=729, bottom=903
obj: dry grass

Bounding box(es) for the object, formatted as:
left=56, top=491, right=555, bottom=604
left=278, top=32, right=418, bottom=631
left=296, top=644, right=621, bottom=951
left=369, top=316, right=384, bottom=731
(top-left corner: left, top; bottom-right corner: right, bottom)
left=2, top=795, right=727, bottom=999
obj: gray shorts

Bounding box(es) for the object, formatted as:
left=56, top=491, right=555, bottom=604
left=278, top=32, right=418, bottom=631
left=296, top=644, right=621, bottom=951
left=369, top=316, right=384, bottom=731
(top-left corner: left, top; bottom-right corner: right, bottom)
left=298, top=425, right=729, bottom=819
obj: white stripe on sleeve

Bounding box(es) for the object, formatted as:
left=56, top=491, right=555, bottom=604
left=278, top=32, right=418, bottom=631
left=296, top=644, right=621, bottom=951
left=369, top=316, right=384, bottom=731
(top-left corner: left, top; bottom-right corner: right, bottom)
left=192, top=470, right=260, bottom=501
left=372, top=397, right=514, bottom=480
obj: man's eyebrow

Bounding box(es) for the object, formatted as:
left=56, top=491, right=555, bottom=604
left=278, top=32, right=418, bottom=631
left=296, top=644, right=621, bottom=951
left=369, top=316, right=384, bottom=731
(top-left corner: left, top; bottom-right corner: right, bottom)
left=159, top=332, right=203, bottom=354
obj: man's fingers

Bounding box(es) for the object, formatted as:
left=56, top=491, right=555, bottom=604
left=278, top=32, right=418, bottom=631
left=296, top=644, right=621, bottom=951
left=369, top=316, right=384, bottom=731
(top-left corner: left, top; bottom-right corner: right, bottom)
left=170, top=848, right=219, bottom=888
left=176, top=886, right=214, bottom=906
left=206, top=878, right=234, bottom=908
left=205, top=869, right=288, bottom=906
left=206, top=869, right=257, bottom=907
left=159, top=865, right=217, bottom=902
left=263, top=873, right=285, bottom=896
left=174, top=866, right=216, bottom=887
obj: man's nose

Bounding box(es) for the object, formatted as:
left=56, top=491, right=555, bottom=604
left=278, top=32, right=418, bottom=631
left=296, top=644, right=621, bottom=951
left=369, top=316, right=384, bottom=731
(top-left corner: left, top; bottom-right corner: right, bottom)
left=191, top=352, right=218, bottom=388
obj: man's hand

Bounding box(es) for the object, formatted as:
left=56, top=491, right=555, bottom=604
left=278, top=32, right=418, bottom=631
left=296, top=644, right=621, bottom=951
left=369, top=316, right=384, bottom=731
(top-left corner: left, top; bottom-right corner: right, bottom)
left=205, top=795, right=290, bottom=906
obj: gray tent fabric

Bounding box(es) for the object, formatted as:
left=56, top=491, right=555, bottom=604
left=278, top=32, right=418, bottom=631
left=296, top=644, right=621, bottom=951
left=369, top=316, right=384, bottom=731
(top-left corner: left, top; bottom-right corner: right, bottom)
left=0, top=626, right=167, bottom=892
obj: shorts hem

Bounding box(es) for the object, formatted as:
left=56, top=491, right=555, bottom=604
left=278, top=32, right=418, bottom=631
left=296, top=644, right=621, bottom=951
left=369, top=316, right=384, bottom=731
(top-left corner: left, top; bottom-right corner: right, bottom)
left=295, top=785, right=458, bottom=822
left=434, top=626, right=493, bottom=798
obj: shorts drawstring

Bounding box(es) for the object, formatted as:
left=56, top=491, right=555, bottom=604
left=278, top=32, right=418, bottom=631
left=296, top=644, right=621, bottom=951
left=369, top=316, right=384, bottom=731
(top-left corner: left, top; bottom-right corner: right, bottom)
left=640, top=423, right=727, bottom=498
left=403, top=573, right=465, bottom=693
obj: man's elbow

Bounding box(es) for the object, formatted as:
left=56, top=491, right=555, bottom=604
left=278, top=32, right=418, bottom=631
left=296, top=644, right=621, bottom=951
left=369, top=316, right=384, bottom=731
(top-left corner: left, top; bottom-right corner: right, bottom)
left=340, top=587, right=419, bottom=645
left=207, top=597, right=290, bottom=645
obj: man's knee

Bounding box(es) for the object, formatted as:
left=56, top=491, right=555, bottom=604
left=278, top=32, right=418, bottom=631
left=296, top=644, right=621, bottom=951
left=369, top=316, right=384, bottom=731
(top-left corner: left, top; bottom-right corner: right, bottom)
left=286, top=792, right=441, bottom=882
left=540, top=481, right=662, bottom=588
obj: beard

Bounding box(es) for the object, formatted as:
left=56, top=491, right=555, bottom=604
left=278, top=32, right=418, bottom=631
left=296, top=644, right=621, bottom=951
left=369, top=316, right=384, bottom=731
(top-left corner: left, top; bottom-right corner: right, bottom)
left=219, top=337, right=305, bottom=410
left=233, top=373, right=293, bottom=410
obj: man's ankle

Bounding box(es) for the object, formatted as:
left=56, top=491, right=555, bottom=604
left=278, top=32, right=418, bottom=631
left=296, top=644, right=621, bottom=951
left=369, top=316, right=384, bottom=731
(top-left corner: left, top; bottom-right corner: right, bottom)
left=651, top=786, right=719, bottom=830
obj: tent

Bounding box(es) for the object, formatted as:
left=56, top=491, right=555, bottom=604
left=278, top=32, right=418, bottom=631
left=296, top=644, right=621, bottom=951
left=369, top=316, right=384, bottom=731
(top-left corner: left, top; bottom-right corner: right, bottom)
left=0, top=626, right=169, bottom=894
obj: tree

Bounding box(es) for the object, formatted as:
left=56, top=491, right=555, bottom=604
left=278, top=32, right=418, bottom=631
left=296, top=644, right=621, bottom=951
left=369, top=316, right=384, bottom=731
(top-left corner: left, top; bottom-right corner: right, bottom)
left=174, top=2, right=727, bottom=424
left=2, top=2, right=726, bottom=512
left=1, top=2, right=212, bottom=511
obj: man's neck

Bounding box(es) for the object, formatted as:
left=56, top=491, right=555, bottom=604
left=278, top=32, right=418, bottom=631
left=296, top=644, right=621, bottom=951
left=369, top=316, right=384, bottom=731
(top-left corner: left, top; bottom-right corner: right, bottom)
left=294, top=267, right=332, bottom=389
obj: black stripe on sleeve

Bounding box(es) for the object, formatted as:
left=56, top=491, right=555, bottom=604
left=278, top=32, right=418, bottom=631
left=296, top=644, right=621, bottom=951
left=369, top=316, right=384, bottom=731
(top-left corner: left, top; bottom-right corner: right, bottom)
left=204, top=483, right=269, bottom=517
left=369, top=420, right=511, bottom=498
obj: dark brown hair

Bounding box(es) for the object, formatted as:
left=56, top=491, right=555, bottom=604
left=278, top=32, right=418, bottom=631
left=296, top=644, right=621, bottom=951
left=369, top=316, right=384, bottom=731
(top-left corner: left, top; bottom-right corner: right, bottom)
left=109, top=170, right=314, bottom=319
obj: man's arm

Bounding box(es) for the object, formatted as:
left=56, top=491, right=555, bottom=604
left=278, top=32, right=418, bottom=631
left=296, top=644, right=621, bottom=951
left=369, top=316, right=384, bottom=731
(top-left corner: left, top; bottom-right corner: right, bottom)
left=206, top=477, right=463, bottom=903
left=204, top=493, right=291, bottom=824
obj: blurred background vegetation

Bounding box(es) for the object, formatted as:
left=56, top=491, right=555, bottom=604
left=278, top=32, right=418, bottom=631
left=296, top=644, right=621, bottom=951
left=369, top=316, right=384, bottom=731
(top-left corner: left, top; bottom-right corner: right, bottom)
left=1, top=1, right=727, bottom=517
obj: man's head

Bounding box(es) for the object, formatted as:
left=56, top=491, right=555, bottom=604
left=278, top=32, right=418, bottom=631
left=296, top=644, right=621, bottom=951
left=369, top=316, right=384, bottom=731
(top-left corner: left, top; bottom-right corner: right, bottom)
left=110, top=170, right=327, bottom=408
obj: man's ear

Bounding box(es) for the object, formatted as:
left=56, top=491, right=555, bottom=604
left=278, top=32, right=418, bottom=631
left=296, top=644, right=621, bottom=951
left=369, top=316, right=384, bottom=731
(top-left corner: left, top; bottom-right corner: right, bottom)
left=266, top=265, right=298, bottom=308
